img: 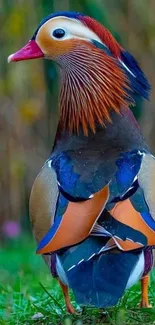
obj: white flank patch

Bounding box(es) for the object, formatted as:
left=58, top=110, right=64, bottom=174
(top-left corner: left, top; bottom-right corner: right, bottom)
left=126, top=252, right=144, bottom=289
left=56, top=255, right=69, bottom=285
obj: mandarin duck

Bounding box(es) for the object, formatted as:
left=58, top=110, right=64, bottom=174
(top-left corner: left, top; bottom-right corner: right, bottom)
left=8, top=11, right=155, bottom=310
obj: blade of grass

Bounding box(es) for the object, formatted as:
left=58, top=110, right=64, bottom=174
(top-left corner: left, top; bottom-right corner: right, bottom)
left=39, top=282, right=64, bottom=312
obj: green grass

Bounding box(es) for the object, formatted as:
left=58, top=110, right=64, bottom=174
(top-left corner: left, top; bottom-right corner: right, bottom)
left=1, top=236, right=155, bottom=324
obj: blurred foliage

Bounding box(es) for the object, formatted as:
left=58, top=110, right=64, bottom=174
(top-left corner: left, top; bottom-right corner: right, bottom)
left=0, top=0, right=155, bottom=233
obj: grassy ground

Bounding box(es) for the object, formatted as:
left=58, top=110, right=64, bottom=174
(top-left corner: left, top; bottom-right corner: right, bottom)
left=1, top=236, right=155, bottom=325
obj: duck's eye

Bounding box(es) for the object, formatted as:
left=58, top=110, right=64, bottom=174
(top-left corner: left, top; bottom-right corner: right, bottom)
left=52, top=28, right=66, bottom=39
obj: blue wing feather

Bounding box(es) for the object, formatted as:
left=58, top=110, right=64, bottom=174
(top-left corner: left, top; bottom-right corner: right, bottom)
left=36, top=193, right=68, bottom=253
left=141, top=211, right=155, bottom=231
left=37, top=148, right=155, bottom=254
left=37, top=216, right=63, bottom=252
left=59, top=250, right=140, bottom=307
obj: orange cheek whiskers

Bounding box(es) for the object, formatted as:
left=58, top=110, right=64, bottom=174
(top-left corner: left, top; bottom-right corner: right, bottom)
left=58, top=43, right=133, bottom=135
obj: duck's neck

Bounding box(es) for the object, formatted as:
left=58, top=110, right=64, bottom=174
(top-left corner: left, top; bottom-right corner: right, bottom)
left=57, top=43, right=133, bottom=136
left=53, top=107, right=148, bottom=157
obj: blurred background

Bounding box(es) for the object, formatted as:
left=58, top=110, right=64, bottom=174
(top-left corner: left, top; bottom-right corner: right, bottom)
left=1, top=0, right=155, bottom=241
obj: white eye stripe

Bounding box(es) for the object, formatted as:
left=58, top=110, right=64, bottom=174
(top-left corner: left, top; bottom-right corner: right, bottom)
left=46, top=16, right=103, bottom=43
left=50, top=27, right=95, bottom=43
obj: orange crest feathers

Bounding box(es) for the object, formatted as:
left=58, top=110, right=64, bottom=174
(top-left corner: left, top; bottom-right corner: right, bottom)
left=81, top=16, right=122, bottom=58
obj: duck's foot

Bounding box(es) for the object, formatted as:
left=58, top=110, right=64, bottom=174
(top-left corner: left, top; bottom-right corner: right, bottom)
left=140, top=275, right=152, bottom=308
left=140, top=301, right=152, bottom=308
left=58, top=279, right=78, bottom=314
